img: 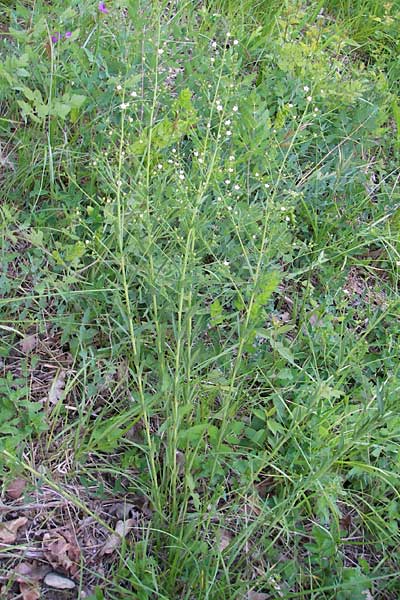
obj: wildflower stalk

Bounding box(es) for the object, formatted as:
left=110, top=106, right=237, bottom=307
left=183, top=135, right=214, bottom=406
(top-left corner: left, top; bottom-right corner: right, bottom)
left=116, top=91, right=161, bottom=515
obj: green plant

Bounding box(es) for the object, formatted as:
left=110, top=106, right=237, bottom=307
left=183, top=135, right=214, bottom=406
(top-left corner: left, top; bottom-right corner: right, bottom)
left=0, top=0, right=399, bottom=598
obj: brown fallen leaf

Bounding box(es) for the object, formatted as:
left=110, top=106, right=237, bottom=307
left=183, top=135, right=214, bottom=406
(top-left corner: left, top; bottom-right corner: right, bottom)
left=114, top=502, right=139, bottom=520
left=175, top=450, right=186, bottom=475
left=0, top=517, right=28, bottom=543
left=246, top=593, right=268, bottom=600
left=43, top=530, right=80, bottom=576
left=6, top=478, right=27, bottom=500
left=20, top=334, right=38, bottom=354
left=309, top=311, right=323, bottom=327
left=19, top=582, right=40, bottom=600
left=100, top=518, right=136, bottom=556
left=47, top=370, right=66, bottom=405
left=15, top=561, right=50, bottom=582
left=44, top=572, right=75, bottom=590
left=218, top=529, right=232, bottom=552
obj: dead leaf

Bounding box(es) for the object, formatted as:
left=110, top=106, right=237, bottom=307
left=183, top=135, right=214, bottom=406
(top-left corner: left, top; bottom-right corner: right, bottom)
left=176, top=450, right=186, bottom=475
left=48, top=370, right=66, bottom=405
left=255, top=477, right=275, bottom=500
left=20, top=334, right=38, bottom=354
left=0, top=517, right=28, bottom=543
left=15, top=561, right=49, bottom=582
left=309, top=311, right=323, bottom=327
left=114, top=502, right=137, bottom=520
left=44, top=572, right=75, bottom=590
left=100, top=518, right=136, bottom=556
left=19, top=582, right=40, bottom=600
left=6, top=477, right=26, bottom=500
left=246, top=593, right=268, bottom=600
left=131, top=494, right=152, bottom=518
left=218, top=529, right=232, bottom=552
left=43, top=530, right=80, bottom=576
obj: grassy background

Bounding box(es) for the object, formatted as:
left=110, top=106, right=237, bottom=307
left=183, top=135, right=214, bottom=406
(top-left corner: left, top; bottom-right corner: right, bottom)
left=0, top=0, right=399, bottom=598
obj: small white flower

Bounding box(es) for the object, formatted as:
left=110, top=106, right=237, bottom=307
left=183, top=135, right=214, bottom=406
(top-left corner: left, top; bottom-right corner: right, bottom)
left=223, top=259, right=230, bottom=266
left=303, top=85, right=309, bottom=92
left=211, top=41, right=217, bottom=49
left=198, top=157, right=204, bottom=163
left=229, top=155, right=235, bottom=161
left=232, top=105, right=238, bottom=112
left=225, top=179, right=231, bottom=184
left=288, top=103, right=293, bottom=108
left=158, top=163, right=163, bottom=170
left=227, top=31, right=231, bottom=37
left=210, top=57, right=215, bottom=63
left=225, top=119, right=231, bottom=125
left=117, top=179, right=122, bottom=187
left=307, top=95, right=312, bottom=102
left=233, top=39, right=239, bottom=46
left=264, top=183, right=270, bottom=188
left=207, top=122, right=211, bottom=128
left=130, top=91, right=137, bottom=97
left=120, top=102, right=130, bottom=110
left=158, top=48, right=164, bottom=55
left=314, top=107, right=319, bottom=112
left=234, top=184, right=240, bottom=190
left=128, top=116, right=133, bottom=123
left=280, top=206, right=286, bottom=211
left=228, top=167, right=234, bottom=173
left=179, top=173, right=185, bottom=180
left=172, top=148, right=177, bottom=153
left=217, top=104, right=223, bottom=111
left=255, top=172, right=259, bottom=177
left=116, top=84, right=122, bottom=91
left=194, top=151, right=199, bottom=157
left=226, top=130, right=232, bottom=136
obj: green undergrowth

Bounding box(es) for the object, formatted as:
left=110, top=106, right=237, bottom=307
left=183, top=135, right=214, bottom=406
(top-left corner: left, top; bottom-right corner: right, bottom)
left=0, top=0, right=399, bottom=598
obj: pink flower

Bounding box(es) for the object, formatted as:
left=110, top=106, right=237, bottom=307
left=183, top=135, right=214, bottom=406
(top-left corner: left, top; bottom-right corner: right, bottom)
left=51, top=31, right=72, bottom=44
left=98, top=2, right=108, bottom=13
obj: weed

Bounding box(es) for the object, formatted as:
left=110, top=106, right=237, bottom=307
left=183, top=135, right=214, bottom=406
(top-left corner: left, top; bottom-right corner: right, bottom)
left=0, top=0, right=399, bottom=598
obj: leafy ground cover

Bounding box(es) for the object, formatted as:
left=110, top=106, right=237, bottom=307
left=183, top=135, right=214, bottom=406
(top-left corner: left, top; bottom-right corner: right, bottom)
left=0, top=0, right=399, bottom=598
